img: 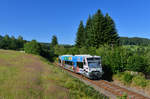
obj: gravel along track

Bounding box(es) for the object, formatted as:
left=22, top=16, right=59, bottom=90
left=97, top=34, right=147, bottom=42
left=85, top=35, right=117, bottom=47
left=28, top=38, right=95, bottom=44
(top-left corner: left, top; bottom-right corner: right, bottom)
left=54, top=63, right=150, bottom=99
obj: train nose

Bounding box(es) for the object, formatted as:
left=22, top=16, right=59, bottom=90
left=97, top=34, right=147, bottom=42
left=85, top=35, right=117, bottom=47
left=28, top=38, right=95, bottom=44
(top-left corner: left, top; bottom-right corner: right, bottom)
left=89, top=71, right=102, bottom=79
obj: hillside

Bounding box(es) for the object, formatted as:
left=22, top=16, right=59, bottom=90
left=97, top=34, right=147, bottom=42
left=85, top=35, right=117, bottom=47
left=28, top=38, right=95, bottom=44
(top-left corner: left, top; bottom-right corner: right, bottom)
left=0, top=50, right=103, bottom=99
left=120, top=37, right=150, bottom=46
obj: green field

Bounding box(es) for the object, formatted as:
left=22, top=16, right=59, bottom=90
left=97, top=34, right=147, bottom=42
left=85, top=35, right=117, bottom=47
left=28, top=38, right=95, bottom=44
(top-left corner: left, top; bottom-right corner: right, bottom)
left=0, top=49, right=104, bottom=99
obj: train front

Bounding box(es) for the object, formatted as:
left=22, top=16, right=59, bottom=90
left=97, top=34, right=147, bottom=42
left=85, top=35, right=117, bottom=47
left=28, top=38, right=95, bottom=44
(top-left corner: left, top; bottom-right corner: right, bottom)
left=86, top=56, right=103, bottom=79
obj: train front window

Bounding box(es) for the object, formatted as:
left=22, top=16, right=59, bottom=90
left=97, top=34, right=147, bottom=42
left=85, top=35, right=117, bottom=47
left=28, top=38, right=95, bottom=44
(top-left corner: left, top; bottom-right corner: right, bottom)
left=87, top=58, right=100, bottom=61
left=88, top=62, right=100, bottom=68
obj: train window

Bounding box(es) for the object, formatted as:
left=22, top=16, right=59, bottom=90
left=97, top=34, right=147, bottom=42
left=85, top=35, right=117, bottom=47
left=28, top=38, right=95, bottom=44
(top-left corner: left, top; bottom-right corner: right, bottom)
left=65, top=61, right=73, bottom=66
left=77, top=62, right=83, bottom=68
left=87, top=58, right=100, bottom=61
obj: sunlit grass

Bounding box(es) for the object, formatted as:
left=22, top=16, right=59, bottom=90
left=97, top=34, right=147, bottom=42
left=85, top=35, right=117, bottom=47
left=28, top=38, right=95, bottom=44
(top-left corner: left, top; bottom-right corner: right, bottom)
left=0, top=50, right=104, bottom=99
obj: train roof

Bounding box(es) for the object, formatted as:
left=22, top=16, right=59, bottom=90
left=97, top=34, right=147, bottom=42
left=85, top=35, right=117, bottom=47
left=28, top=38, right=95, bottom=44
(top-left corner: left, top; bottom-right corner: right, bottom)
left=59, top=55, right=100, bottom=61
left=59, top=55, right=100, bottom=62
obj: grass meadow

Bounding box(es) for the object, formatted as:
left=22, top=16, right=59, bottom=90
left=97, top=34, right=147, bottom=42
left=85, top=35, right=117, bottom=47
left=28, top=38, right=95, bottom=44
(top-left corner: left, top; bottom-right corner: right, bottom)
left=0, top=49, right=104, bottom=99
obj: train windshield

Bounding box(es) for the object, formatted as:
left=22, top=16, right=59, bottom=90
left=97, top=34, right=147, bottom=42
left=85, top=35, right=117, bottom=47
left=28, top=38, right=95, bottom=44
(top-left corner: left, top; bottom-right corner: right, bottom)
left=88, top=62, right=100, bottom=68
left=87, top=58, right=100, bottom=68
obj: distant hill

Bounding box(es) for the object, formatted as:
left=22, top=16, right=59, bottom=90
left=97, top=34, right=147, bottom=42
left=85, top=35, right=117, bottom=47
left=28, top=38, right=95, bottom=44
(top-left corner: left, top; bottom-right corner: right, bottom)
left=120, top=37, right=150, bottom=46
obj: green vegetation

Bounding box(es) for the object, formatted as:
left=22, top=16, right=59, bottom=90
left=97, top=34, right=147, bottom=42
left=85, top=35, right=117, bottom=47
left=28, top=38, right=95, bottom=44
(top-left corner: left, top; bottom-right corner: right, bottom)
left=24, top=40, right=41, bottom=55
left=44, top=62, right=105, bottom=99
left=132, top=75, right=148, bottom=88
left=117, top=93, right=128, bottom=99
left=0, top=50, right=105, bottom=99
left=0, top=35, right=25, bottom=50
left=113, top=71, right=150, bottom=88
left=51, top=35, right=58, bottom=47
left=53, top=45, right=150, bottom=82
left=120, top=37, right=150, bottom=46
left=75, top=9, right=119, bottom=48
left=75, top=21, right=85, bottom=48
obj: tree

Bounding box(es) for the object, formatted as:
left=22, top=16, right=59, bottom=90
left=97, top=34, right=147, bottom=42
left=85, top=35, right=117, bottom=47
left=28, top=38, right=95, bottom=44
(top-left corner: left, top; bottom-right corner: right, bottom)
left=24, top=40, right=41, bottom=55
left=88, top=9, right=105, bottom=48
left=2, top=35, right=11, bottom=49
left=17, top=35, right=24, bottom=49
left=0, top=35, right=3, bottom=48
left=54, top=45, right=67, bottom=55
left=104, top=13, right=119, bottom=46
left=51, top=35, right=58, bottom=47
left=0, top=35, right=3, bottom=41
left=77, top=9, right=120, bottom=48
left=85, top=15, right=92, bottom=47
left=9, top=36, right=17, bottom=50
left=0, top=35, right=25, bottom=50
left=75, top=20, right=85, bottom=48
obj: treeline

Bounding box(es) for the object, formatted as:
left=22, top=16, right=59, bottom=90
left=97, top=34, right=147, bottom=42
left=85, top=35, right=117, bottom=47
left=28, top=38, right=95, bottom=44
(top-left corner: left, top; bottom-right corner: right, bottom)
left=0, top=35, right=25, bottom=50
left=0, top=34, right=56, bottom=61
left=24, top=35, right=59, bottom=62
left=120, top=37, right=150, bottom=46
left=75, top=9, right=119, bottom=48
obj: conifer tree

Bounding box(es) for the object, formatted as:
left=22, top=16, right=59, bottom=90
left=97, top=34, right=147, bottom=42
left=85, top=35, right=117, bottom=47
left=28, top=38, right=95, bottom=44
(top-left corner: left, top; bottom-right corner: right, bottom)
left=85, top=15, right=92, bottom=47
left=104, top=13, right=119, bottom=46
left=51, top=35, right=58, bottom=47
left=89, top=9, right=105, bottom=48
left=75, top=20, right=85, bottom=48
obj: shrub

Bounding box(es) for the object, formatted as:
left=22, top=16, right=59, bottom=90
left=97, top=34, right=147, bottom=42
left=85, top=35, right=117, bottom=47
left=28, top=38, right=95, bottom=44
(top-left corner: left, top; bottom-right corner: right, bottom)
left=132, top=75, right=147, bottom=88
left=126, top=55, right=148, bottom=73
left=121, top=72, right=134, bottom=85
left=96, top=45, right=149, bottom=75
left=24, top=40, right=41, bottom=55
left=117, top=92, right=128, bottom=99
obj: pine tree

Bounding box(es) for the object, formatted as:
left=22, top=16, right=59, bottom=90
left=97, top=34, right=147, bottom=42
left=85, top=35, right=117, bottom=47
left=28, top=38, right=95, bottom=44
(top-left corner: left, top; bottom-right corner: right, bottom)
left=51, top=35, right=58, bottom=47
left=88, top=9, right=105, bottom=48
left=85, top=15, right=92, bottom=47
left=104, top=13, right=119, bottom=46
left=75, top=20, right=85, bottom=48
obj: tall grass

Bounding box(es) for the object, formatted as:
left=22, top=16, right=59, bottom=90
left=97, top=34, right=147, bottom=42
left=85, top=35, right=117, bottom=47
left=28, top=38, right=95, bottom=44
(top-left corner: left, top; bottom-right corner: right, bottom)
left=41, top=57, right=105, bottom=99
left=0, top=50, right=105, bottom=99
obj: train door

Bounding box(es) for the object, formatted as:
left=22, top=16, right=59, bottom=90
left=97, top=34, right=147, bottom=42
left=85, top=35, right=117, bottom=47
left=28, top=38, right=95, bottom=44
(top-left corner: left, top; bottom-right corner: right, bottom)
left=83, top=58, right=89, bottom=76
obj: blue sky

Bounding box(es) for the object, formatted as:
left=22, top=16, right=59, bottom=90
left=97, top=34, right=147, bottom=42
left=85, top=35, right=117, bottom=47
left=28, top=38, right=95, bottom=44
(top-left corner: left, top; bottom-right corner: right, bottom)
left=0, top=0, right=150, bottom=44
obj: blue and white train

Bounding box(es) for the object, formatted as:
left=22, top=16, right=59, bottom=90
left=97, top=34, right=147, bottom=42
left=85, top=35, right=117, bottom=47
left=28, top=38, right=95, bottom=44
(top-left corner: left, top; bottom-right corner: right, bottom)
left=58, top=55, right=103, bottom=79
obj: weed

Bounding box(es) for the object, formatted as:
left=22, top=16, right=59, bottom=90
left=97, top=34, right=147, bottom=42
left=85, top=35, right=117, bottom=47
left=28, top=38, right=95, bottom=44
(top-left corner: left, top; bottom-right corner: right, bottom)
left=121, top=72, right=134, bottom=85
left=132, top=75, right=147, bottom=88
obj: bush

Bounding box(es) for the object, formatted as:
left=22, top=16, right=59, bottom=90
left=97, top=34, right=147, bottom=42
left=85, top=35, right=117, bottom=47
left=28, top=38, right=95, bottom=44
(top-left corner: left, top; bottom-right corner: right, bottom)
left=24, top=40, right=41, bottom=55
left=117, top=93, right=128, bottom=99
left=96, top=45, right=149, bottom=75
left=121, top=72, right=134, bottom=85
left=126, top=55, right=148, bottom=73
left=96, top=46, right=131, bottom=74
left=132, top=75, right=147, bottom=88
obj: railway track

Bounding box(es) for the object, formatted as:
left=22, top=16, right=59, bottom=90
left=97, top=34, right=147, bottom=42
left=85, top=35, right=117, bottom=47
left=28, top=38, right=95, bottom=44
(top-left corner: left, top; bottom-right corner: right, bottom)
left=54, top=63, right=150, bottom=99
